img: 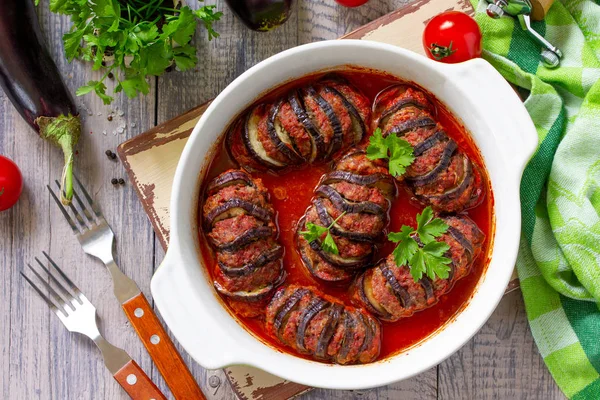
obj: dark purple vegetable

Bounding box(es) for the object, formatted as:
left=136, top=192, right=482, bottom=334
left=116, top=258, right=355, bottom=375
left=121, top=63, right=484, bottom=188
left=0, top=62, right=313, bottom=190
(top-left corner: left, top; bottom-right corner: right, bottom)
left=0, top=0, right=80, bottom=204
left=224, top=0, right=294, bottom=32
left=207, top=170, right=254, bottom=194
left=267, top=100, right=304, bottom=164
left=315, top=185, right=385, bottom=216
left=322, top=171, right=396, bottom=199
left=288, top=90, right=327, bottom=161
left=217, top=245, right=283, bottom=277
left=213, top=225, right=273, bottom=251
left=304, top=86, right=343, bottom=156
left=314, top=199, right=379, bottom=242
left=244, top=105, right=285, bottom=169
left=295, top=298, right=328, bottom=351
left=406, top=140, right=457, bottom=186
left=204, top=198, right=273, bottom=229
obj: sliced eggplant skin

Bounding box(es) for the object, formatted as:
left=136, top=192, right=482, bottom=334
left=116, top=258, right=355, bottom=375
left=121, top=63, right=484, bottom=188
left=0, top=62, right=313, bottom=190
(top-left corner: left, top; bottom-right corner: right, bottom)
left=218, top=245, right=284, bottom=277
left=204, top=198, right=273, bottom=230
left=213, top=225, right=273, bottom=252
left=315, top=303, right=343, bottom=359
left=243, top=104, right=287, bottom=169
left=323, top=86, right=365, bottom=144
left=288, top=90, right=326, bottom=162
left=207, top=170, right=254, bottom=194
left=323, top=171, right=396, bottom=200
left=315, top=185, right=385, bottom=216
left=267, top=100, right=305, bottom=164
left=353, top=214, right=486, bottom=322
left=266, top=285, right=381, bottom=364
left=295, top=298, right=329, bottom=352
left=303, top=86, right=344, bottom=157
left=375, top=83, right=485, bottom=213
left=314, top=198, right=380, bottom=243
left=203, top=170, right=285, bottom=308
left=230, top=76, right=372, bottom=171
left=406, top=140, right=457, bottom=187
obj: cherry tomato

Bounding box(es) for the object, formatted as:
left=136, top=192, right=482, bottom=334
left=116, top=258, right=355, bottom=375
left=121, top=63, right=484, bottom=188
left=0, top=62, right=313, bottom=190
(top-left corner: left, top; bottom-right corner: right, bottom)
left=0, top=155, right=23, bottom=211
left=334, top=0, right=369, bottom=7
left=422, top=11, right=482, bottom=63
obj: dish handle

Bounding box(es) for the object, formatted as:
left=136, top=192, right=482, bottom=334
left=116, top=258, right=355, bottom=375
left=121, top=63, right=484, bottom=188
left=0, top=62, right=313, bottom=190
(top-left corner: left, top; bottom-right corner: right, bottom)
left=442, top=58, right=538, bottom=177
left=151, top=248, right=242, bottom=370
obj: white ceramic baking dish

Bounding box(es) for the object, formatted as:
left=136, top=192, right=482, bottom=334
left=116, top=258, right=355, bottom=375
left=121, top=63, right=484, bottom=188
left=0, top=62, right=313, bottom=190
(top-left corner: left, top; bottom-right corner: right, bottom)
left=151, top=40, right=537, bottom=390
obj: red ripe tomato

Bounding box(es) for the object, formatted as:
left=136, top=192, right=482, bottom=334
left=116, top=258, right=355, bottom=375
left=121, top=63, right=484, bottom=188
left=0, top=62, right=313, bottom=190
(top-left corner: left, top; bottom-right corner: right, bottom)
left=0, top=155, right=23, bottom=211
left=334, top=0, right=369, bottom=7
left=423, top=11, right=482, bottom=63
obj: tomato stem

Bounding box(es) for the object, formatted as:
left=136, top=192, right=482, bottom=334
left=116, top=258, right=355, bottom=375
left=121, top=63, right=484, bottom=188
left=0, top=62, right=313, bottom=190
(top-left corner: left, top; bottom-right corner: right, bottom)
left=428, top=41, right=457, bottom=61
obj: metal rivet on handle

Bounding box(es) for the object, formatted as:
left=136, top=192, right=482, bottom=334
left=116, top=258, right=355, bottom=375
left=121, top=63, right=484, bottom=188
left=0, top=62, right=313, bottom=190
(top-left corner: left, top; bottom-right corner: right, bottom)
left=126, top=374, right=137, bottom=385
left=209, top=375, right=221, bottom=388
left=134, top=308, right=144, bottom=318
left=150, top=334, right=160, bottom=345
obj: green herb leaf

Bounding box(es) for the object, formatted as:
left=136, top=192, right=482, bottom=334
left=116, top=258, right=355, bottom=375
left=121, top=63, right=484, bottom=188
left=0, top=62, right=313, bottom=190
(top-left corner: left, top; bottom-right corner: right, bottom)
left=300, top=211, right=347, bottom=255
left=299, top=223, right=328, bottom=244
left=322, top=232, right=339, bottom=255
left=416, top=206, right=449, bottom=244
left=388, top=207, right=452, bottom=282
left=50, top=0, right=222, bottom=104
left=366, top=128, right=415, bottom=177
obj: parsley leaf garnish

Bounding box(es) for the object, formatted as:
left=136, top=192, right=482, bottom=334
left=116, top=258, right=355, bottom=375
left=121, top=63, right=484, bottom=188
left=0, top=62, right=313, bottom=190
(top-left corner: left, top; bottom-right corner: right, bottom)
left=388, top=206, right=452, bottom=282
left=47, top=0, right=223, bottom=104
left=300, top=211, right=347, bottom=255
left=366, top=128, right=415, bottom=177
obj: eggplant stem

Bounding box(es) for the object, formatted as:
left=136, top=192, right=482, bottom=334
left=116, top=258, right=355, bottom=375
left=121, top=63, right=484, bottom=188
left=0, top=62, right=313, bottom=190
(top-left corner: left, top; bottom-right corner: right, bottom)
left=36, top=114, right=81, bottom=205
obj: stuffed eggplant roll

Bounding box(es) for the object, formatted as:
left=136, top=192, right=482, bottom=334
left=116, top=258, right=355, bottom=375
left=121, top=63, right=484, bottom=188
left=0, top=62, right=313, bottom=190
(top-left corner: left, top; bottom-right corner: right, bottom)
left=373, top=85, right=484, bottom=212
left=353, top=214, right=485, bottom=322
left=297, top=150, right=396, bottom=282
left=203, top=170, right=285, bottom=314
left=228, top=76, right=370, bottom=171
left=266, top=284, right=381, bottom=365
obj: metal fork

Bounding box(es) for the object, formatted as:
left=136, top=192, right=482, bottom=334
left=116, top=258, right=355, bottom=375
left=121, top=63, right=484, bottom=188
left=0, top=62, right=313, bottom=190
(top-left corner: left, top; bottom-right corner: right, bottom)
left=48, top=178, right=205, bottom=400
left=21, top=252, right=165, bottom=400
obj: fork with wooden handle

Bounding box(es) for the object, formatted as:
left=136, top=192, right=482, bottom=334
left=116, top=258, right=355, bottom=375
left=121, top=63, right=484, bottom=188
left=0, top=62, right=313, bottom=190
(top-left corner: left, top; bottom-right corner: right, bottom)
left=48, top=178, right=206, bottom=400
left=21, top=252, right=166, bottom=400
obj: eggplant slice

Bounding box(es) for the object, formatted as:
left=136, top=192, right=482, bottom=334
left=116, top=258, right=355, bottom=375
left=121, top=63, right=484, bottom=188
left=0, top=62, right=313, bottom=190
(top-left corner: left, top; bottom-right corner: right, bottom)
left=229, top=75, right=372, bottom=171
left=203, top=169, right=285, bottom=310
left=353, top=214, right=485, bottom=322
left=266, top=285, right=381, bottom=365
left=373, top=83, right=485, bottom=212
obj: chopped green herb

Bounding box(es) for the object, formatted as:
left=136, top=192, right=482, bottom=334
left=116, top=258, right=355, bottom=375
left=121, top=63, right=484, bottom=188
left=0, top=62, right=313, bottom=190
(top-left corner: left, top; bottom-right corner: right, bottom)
left=47, top=0, right=222, bottom=104
left=366, top=128, right=415, bottom=177
left=388, top=206, right=452, bottom=282
left=300, top=211, right=347, bottom=255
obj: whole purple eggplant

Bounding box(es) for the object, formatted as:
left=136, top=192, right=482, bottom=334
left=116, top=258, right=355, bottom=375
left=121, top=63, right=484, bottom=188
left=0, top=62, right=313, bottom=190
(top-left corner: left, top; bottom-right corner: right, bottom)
left=225, top=0, right=294, bottom=31
left=0, top=0, right=80, bottom=204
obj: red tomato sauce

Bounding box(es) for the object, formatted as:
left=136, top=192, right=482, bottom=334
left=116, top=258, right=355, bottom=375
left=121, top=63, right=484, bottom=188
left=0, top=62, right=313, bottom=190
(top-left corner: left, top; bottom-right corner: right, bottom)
left=197, top=69, right=494, bottom=362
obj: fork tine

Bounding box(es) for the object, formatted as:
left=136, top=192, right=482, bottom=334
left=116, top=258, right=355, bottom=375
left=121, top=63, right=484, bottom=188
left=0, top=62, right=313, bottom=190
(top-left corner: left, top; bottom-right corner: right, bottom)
left=28, top=262, right=72, bottom=313
left=42, top=252, right=83, bottom=298
left=71, top=188, right=96, bottom=225
left=56, top=180, right=87, bottom=229
left=74, top=176, right=103, bottom=218
left=21, top=271, right=64, bottom=317
left=47, top=184, right=80, bottom=235
left=34, top=257, right=78, bottom=309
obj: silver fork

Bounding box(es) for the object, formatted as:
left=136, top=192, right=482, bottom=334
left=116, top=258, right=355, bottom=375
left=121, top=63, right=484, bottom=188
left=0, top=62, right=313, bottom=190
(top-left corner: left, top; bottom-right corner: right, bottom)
left=21, top=252, right=165, bottom=400
left=48, top=178, right=205, bottom=400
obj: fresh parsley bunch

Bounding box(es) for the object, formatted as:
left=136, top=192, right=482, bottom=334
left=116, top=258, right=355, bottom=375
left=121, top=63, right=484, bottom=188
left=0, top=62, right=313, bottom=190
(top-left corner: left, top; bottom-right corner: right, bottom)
left=47, top=0, right=222, bottom=104
left=366, top=128, right=415, bottom=177
left=388, top=207, right=452, bottom=282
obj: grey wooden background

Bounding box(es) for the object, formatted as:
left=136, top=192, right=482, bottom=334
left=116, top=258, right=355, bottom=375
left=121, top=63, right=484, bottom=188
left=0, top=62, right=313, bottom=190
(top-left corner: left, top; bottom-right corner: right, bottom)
left=0, top=0, right=565, bottom=399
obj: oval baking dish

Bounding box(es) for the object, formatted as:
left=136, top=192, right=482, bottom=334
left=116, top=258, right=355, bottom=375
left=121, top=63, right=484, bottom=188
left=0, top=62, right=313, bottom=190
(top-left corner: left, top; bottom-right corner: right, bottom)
left=151, top=40, right=537, bottom=390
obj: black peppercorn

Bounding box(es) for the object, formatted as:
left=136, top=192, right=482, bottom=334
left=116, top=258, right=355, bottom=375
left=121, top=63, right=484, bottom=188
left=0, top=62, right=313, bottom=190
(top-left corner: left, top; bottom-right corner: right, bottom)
left=118, top=178, right=125, bottom=185
left=107, top=115, right=113, bottom=122
left=111, top=178, right=118, bottom=185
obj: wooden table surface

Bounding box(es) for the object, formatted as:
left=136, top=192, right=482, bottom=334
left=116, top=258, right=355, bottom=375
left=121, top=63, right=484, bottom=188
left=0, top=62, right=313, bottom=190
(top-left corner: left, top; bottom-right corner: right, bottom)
left=0, top=1, right=565, bottom=399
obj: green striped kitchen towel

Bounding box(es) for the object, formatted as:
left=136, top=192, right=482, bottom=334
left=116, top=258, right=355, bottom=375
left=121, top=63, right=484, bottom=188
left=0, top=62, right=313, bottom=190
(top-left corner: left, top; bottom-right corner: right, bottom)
left=470, top=0, right=600, bottom=398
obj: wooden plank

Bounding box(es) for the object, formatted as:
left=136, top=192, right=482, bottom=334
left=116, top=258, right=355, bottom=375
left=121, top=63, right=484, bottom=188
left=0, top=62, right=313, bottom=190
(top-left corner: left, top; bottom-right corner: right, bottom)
left=439, top=291, right=565, bottom=399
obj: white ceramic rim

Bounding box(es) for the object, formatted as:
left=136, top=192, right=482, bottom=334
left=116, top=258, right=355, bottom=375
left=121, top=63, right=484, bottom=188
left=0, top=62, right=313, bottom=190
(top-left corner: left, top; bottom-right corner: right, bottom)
left=151, top=40, right=537, bottom=390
